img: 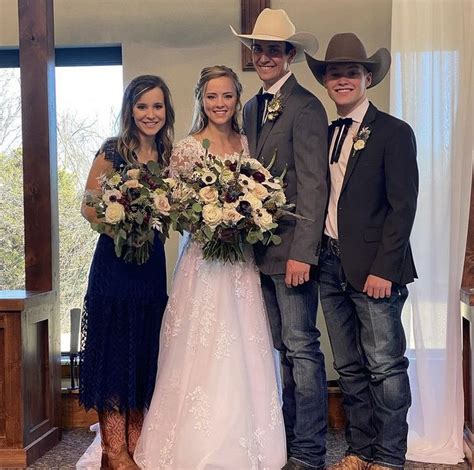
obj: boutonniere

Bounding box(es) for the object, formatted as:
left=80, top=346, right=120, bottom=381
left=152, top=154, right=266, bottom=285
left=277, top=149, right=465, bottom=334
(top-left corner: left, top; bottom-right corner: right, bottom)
left=353, top=126, right=371, bottom=151
left=266, top=94, right=283, bottom=122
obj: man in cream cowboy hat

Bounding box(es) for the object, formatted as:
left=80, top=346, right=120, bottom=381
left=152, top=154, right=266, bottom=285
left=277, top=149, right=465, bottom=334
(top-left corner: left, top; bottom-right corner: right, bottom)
left=305, top=33, right=418, bottom=470
left=232, top=8, right=329, bottom=470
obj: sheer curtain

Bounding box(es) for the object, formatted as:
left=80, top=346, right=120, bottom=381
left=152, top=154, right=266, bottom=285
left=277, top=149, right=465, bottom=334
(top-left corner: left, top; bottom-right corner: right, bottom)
left=391, top=0, right=473, bottom=464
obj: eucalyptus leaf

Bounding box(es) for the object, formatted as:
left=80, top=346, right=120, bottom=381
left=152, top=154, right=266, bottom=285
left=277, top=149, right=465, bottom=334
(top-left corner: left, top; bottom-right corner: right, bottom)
left=192, top=203, right=202, bottom=213
left=118, top=228, right=127, bottom=239
left=271, top=234, right=282, bottom=245
left=147, top=160, right=161, bottom=176
left=202, top=225, right=213, bottom=240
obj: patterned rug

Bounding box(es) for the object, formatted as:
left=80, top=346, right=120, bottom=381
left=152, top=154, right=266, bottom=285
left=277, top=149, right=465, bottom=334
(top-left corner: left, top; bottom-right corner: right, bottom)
left=28, top=428, right=468, bottom=469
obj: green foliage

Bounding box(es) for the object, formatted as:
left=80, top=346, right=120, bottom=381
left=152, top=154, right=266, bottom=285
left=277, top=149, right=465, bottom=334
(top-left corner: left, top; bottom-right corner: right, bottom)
left=0, top=146, right=98, bottom=338
left=56, top=165, right=98, bottom=330
left=0, top=148, right=25, bottom=289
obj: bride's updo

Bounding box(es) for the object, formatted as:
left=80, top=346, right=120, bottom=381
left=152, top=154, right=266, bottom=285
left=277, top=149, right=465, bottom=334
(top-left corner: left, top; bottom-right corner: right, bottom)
left=189, top=65, right=243, bottom=135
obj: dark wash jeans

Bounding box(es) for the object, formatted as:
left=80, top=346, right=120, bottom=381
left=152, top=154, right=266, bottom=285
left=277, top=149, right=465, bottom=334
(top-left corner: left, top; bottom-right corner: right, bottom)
left=261, top=273, right=327, bottom=469
left=319, top=247, right=411, bottom=469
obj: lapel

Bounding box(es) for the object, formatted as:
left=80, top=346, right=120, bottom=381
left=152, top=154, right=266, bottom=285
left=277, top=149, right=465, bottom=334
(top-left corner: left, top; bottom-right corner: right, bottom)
left=256, top=75, right=297, bottom=158
left=340, top=102, right=378, bottom=194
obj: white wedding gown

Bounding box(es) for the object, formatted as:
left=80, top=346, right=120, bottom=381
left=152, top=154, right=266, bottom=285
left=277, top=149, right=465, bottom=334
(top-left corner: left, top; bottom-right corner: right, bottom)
left=133, top=136, right=286, bottom=469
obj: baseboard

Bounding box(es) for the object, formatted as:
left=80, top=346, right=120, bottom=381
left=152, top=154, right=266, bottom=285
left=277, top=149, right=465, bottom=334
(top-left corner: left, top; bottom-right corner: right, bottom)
left=328, top=385, right=345, bottom=429
left=61, top=389, right=98, bottom=429
left=0, top=427, right=60, bottom=467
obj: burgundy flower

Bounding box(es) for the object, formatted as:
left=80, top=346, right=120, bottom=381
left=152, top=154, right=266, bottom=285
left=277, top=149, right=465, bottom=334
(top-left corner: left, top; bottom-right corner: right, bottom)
left=252, top=171, right=265, bottom=183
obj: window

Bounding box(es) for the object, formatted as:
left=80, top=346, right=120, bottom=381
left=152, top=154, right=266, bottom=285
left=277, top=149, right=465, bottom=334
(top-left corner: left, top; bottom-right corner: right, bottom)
left=0, top=47, right=123, bottom=352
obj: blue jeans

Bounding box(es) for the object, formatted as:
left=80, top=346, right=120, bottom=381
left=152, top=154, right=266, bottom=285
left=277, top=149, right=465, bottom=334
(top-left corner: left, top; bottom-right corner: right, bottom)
left=261, top=273, right=327, bottom=469
left=319, top=248, right=411, bottom=469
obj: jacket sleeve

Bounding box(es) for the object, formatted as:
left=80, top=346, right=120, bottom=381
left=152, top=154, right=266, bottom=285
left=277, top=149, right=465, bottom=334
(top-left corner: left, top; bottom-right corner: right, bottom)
left=369, top=121, right=418, bottom=282
left=288, top=98, right=328, bottom=265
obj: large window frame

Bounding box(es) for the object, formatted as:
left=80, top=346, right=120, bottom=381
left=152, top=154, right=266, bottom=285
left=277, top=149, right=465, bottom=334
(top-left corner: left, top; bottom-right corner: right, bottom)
left=0, top=45, right=122, bottom=68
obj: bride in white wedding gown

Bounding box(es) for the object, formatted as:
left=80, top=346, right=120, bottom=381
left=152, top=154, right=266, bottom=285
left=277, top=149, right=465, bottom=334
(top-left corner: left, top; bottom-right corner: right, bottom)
left=133, top=66, right=286, bottom=469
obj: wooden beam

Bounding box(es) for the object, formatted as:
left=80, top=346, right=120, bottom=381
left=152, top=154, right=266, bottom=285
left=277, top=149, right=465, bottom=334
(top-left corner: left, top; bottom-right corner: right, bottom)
left=18, top=0, right=59, bottom=292
left=240, top=0, right=271, bottom=71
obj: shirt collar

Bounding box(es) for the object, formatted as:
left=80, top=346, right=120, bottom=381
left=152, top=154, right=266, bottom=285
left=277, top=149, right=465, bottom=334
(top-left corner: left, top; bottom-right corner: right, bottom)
left=263, top=71, right=292, bottom=95
left=339, top=98, right=369, bottom=124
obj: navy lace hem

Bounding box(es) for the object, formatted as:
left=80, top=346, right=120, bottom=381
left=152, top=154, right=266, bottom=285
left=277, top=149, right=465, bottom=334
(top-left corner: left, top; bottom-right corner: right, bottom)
left=79, top=233, right=167, bottom=412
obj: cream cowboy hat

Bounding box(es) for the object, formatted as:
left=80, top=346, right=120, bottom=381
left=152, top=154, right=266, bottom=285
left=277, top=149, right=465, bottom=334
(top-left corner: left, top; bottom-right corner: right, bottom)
left=305, top=32, right=391, bottom=87
left=230, top=8, right=318, bottom=63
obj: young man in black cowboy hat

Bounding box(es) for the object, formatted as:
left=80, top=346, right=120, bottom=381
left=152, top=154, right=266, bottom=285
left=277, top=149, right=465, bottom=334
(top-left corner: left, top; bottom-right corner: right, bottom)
left=305, top=33, right=418, bottom=470
left=231, top=8, right=329, bottom=470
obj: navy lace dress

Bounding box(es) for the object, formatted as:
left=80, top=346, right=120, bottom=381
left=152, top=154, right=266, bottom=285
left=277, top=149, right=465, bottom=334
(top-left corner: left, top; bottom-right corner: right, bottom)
left=79, top=140, right=167, bottom=412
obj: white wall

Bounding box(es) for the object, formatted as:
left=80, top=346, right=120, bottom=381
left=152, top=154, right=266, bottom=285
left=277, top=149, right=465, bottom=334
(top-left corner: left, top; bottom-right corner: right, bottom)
left=0, top=0, right=393, bottom=380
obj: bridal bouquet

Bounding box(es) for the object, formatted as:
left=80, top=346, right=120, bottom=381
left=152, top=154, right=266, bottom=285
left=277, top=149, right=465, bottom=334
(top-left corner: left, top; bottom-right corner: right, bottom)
left=168, top=139, right=294, bottom=263
left=84, top=161, right=174, bottom=265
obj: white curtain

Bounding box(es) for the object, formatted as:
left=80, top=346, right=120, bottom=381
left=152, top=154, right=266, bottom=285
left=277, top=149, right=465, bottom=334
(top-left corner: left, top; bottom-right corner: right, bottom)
left=390, top=0, right=473, bottom=464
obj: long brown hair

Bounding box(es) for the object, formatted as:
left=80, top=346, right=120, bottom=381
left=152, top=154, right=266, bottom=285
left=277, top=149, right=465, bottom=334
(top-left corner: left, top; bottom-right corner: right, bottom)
left=116, top=75, right=175, bottom=166
left=189, top=65, right=243, bottom=136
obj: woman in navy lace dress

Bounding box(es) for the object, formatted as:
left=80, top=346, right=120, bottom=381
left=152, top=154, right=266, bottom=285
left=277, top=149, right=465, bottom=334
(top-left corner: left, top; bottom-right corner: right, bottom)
left=79, top=75, right=174, bottom=470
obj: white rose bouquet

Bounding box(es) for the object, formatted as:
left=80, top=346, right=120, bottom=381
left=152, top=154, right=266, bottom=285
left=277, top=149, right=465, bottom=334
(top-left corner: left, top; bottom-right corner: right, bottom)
left=168, top=139, right=295, bottom=263
left=84, top=161, right=174, bottom=265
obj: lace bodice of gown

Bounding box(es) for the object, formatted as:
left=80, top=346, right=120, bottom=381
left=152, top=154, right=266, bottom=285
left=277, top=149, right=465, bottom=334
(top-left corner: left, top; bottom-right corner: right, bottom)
left=169, top=134, right=249, bottom=176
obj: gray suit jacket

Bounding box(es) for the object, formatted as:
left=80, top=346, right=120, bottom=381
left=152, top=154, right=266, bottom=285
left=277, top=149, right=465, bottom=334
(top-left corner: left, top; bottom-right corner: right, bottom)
left=243, top=74, right=328, bottom=275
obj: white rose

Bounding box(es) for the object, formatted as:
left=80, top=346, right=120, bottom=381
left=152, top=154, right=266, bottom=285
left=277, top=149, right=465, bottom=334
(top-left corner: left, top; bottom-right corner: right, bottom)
left=238, top=174, right=256, bottom=192
left=353, top=139, right=366, bottom=151
left=241, top=192, right=263, bottom=210
left=153, top=194, right=171, bottom=215
left=252, top=183, right=269, bottom=200
left=105, top=202, right=125, bottom=224
left=199, top=186, right=219, bottom=204
left=202, top=204, right=223, bottom=228
left=124, top=179, right=142, bottom=189
left=102, top=189, right=122, bottom=204
left=223, top=208, right=244, bottom=225
left=127, top=168, right=141, bottom=179
left=253, top=208, right=274, bottom=231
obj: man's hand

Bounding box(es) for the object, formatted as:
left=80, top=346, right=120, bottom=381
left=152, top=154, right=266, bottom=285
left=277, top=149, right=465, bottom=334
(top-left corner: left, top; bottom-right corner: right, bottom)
left=363, top=274, right=392, bottom=298
left=285, top=259, right=311, bottom=288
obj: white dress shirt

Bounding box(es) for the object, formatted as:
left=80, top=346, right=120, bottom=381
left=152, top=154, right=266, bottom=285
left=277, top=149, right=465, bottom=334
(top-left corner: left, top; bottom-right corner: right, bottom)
left=325, top=98, right=370, bottom=239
